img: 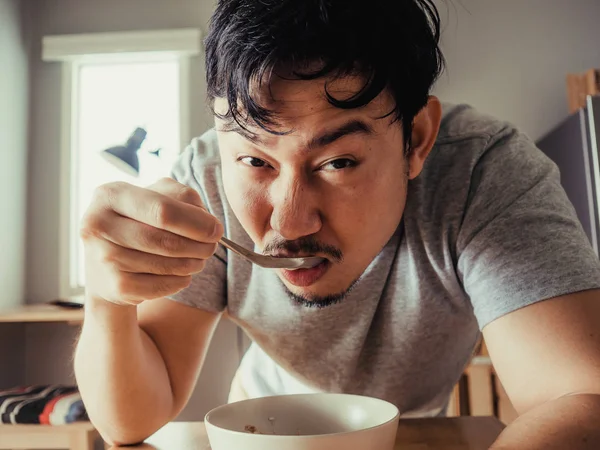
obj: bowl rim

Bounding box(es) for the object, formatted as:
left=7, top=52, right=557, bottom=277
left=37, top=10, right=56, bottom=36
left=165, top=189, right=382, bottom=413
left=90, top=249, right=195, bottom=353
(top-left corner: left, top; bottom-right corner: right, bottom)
left=204, top=393, right=401, bottom=440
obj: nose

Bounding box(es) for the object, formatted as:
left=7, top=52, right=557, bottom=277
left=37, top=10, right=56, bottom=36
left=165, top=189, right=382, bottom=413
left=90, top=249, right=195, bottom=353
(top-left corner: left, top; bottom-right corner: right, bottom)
left=269, top=170, right=322, bottom=241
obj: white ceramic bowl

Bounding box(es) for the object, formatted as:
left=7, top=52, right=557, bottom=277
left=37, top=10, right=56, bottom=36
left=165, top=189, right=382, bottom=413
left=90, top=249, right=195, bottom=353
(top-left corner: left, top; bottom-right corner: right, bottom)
left=204, top=393, right=400, bottom=450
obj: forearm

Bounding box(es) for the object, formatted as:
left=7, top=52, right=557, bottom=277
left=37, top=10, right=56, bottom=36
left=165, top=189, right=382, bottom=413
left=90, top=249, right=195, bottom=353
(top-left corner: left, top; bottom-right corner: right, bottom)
left=74, top=296, right=174, bottom=445
left=491, top=393, right=600, bottom=449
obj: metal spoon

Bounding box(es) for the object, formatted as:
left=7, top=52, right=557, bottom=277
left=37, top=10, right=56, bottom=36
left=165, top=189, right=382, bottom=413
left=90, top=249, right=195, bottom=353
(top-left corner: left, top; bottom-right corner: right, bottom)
left=219, top=237, right=324, bottom=269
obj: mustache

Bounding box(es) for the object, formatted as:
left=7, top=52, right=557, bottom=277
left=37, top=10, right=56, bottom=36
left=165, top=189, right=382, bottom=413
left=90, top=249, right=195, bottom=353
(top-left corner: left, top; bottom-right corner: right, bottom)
left=263, top=237, right=343, bottom=263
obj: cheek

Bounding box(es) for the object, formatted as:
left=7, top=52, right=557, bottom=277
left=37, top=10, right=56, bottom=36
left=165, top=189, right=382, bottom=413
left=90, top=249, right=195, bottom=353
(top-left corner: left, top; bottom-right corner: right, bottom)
left=325, top=164, right=406, bottom=246
left=222, top=167, right=271, bottom=238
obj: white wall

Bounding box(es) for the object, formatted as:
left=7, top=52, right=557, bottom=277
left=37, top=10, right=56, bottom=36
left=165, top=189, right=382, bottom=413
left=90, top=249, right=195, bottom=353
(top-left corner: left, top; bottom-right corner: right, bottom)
left=0, top=0, right=29, bottom=309
left=434, top=0, right=600, bottom=140
left=0, top=0, right=30, bottom=388
left=22, top=0, right=600, bottom=419
left=26, top=0, right=216, bottom=304
left=24, top=0, right=240, bottom=421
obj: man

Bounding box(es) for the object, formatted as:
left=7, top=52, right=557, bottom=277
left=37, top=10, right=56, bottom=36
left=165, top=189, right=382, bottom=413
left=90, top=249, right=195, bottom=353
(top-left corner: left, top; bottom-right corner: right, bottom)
left=74, top=0, right=600, bottom=448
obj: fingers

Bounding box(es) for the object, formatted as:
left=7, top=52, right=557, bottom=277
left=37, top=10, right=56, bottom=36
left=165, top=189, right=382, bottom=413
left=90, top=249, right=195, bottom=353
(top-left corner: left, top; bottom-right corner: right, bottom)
left=81, top=178, right=223, bottom=306
left=82, top=210, right=218, bottom=259
left=84, top=238, right=198, bottom=305
left=146, top=177, right=204, bottom=208
left=94, top=238, right=208, bottom=276
left=90, top=180, right=223, bottom=244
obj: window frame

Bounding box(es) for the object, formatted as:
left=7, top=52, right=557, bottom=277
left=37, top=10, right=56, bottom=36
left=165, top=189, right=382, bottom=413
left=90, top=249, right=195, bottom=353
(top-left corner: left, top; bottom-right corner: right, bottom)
left=42, top=29, right=201, bottom=299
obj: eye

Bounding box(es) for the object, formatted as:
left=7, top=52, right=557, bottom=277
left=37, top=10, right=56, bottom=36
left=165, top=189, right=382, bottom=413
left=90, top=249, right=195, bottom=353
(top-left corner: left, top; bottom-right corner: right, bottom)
left=320, top=158, right=358, bottom=171
left=239, top=156, right=270, bottom=168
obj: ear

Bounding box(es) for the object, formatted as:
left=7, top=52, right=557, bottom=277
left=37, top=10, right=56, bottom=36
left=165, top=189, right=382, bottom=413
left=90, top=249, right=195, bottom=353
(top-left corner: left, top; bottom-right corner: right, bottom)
left=407, top=96, right=442, bottom=180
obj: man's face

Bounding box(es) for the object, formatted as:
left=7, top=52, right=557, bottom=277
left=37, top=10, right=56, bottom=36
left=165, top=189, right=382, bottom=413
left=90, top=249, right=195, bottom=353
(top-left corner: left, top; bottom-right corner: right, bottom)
left=215, top=74, right=436, bottom=305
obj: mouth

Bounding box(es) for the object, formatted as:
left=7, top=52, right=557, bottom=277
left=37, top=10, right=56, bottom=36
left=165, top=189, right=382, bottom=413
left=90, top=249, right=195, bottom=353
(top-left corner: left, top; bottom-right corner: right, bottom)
left=268, top=250, right=316, bottom=259
left=280, top=259, right=331, bottom=287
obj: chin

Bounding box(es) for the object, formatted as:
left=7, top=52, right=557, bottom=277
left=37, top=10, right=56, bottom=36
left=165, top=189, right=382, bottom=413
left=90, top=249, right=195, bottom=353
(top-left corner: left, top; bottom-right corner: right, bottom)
left=278, top=269, right=360, bottom=309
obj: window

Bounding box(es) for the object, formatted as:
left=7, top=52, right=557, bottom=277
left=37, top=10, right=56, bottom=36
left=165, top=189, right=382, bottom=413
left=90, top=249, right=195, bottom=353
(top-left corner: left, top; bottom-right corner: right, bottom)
left=42, top=29, right=200, bottom=298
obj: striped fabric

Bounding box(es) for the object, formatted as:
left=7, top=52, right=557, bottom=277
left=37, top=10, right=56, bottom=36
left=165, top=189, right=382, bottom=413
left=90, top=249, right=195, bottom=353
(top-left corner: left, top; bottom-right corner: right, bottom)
left=0, top=385, right=88, bottom=425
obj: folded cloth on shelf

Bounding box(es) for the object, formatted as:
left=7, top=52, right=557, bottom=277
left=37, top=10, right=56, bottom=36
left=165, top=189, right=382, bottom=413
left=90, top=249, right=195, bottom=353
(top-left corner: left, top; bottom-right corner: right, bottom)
left=0, top=385, right=88, bottom=425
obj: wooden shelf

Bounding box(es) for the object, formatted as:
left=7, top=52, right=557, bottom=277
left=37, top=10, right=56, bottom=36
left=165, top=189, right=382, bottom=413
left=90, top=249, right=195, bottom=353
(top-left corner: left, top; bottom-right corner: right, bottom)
left=0, top=304, right=84, bottom=323
left=0, top=421, right=96, bottom=432
left=0, top=421, right=100, bottom=449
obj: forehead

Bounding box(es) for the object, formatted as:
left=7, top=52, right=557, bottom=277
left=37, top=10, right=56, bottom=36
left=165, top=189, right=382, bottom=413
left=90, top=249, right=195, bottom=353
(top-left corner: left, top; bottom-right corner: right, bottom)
left=213, top=72, right=395, bottom=130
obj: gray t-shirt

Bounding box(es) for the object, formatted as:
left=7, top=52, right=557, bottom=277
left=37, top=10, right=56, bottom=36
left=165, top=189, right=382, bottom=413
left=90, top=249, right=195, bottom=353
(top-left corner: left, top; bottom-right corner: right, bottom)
left=169, top=103, right=600, bottom=417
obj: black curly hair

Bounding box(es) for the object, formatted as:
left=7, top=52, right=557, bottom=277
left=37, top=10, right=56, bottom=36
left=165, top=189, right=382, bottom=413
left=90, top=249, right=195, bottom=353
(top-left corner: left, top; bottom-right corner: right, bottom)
left=205, top=0, right=445, bottom=147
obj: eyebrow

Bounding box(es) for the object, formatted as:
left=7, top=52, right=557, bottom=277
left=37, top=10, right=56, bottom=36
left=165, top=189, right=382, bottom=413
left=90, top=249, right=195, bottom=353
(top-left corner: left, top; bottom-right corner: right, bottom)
left=222, top=119, right=374, bottom=149
left=218, top=122, right=264, bottom=144
left=306, top=120, right=374, bottom=150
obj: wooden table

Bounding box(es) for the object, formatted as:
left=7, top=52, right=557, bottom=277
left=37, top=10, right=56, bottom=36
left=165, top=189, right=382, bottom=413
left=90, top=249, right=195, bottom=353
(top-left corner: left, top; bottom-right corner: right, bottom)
left=107, top=417, right=505, bottom=450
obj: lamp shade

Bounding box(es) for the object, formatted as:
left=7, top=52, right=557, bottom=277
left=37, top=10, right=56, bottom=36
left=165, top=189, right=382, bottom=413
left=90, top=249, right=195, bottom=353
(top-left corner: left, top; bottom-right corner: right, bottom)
left=100, top=127, right=147, bottom=177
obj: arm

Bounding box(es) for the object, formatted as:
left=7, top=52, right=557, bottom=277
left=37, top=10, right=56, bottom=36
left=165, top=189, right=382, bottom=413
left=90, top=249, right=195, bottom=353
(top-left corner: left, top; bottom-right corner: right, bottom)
left=75, top=298, right=220, bottom=446
left=73, top=178, right=225, bottom=445
left=484, top=289, right=600, bottom=449
left=450, top=125, right=600, bottom=447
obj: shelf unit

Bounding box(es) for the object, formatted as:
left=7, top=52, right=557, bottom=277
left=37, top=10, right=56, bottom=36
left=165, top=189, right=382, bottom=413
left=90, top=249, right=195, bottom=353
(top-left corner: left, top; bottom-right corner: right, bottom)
left=0, top=304, right=83, bottom=324
left=0, top=422, right=100, bottom=450
left=0, top=304, right=98, bottom=450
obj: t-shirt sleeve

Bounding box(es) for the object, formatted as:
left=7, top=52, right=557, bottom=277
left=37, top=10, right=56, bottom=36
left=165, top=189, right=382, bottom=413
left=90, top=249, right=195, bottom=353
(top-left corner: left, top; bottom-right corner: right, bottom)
left=456, top=128, right=600, bottom=329
left=165, top=135, right=228, bottom=313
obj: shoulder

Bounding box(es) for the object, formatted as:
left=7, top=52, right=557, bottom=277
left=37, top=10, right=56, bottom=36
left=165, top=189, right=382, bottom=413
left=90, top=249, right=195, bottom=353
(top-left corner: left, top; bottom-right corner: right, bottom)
left=437, top=102, right=514, bottom=143
left=434, top=102, right=539, bottom=163
left=436, top=103, right=559, bottom=196
left=171, top=128, right=222, bottom=195
left=419, top=102, right=557, bottom=193
left=170, top=128, right=228, bottom=226
left=405, top=102, right=561, bottom=247
left=172, top=128, right=222, bottom=182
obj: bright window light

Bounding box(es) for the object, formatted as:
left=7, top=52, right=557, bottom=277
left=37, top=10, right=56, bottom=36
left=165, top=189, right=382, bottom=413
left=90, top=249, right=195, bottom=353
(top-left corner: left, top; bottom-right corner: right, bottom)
left=73, top=59, right=181, bottom=289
